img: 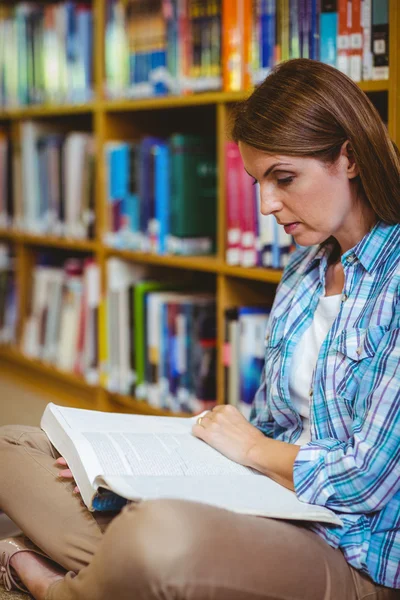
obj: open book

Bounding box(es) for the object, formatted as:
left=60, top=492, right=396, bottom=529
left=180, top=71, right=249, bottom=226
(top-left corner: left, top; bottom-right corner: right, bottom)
left=41, top=403, right=342, bottom=526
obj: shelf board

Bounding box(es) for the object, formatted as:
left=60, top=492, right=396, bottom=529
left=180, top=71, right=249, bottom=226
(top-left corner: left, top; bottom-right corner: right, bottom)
left=222, top=263, right=283, bottom=283
left=0, top=346, right=97, bottom=393
left=101, top=90, right=250, bottom=112
left=0, top=230, right=97, bottom=251
left=0, top=229, right=17, bottom=241
left=105, top=247, right=221, bottom=273
left=21, top=234, right=98, bottom=251
left=108, top=391, right=193, bottom=417
left=358, top=79, right=390, bottom=92
left=0, top=80, right=389, bottom=120
left=0, top=102, right=96, bottom=120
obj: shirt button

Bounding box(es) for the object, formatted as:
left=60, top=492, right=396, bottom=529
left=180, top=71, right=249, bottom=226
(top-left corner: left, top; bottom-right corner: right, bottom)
left=341, top=293, right=348, bottom=302
left=309, top=388, right=313, bottom=397
left=356, top=346, right=362, bottom=356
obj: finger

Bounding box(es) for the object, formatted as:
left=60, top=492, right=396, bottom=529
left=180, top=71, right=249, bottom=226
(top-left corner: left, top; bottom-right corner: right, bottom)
left=56, top=457, right=68, bottom=466
left=58, top=468, right=74, bottom=479
left=73, top=486, right=81, bottom=495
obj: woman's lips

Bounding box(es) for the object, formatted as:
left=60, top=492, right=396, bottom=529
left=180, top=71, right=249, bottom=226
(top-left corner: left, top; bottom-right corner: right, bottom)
left=283, top=222, right=299, bottom=234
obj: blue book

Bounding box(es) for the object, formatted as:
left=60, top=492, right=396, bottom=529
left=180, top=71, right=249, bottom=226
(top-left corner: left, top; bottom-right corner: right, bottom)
left=126, top=143, right=140, bottom=246
left=76, top=6, right=93, bottom=101
left=154, top=141, right=170, bottom=254
left=320, top=0, right=337, bottom=67
left=138, top=137, right=163, bottom=251
left=238, top=307, right=270, bottom=418
left=261, top=0, right=276, bottom=71
left=309, top=0, right=320, bottom=59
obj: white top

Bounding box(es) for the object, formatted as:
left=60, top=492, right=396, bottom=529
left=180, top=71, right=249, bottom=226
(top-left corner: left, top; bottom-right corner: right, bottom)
left=289, top=293, right=342, bottom=446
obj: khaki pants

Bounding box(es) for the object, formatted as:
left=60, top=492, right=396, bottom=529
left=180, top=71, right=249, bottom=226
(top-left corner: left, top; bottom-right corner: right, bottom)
left=0, top=425, right=398, bottom=600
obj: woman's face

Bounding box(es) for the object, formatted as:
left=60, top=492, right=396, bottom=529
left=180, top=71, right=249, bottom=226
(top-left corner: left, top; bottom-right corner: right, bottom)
left=238, top=141, right=374, bottom=253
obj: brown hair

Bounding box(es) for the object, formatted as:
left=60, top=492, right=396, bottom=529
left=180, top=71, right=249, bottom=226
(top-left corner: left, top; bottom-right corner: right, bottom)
left=232, top=59, right=400, bottom=223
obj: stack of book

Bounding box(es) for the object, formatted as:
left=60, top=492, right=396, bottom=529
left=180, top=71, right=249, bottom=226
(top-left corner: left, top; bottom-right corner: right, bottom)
left=0, top=2, right=93, bottom=108
left=22, top=255, right=100, bottom=384
left=225, top=141, right=294, bottom=269
left=105, top=133, right=216, bottom=256
left=0, top=244, right=17, bottom=345
left=105, top=0, right=222, bottom=98
left=223, top=305, right=270, bottom=419
left=10, top=122, right=95, bottom=237
left=101, top=258, right=217, bottom=414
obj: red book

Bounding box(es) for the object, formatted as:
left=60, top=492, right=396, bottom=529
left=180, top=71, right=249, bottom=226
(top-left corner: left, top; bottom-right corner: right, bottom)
left=337, top=0, right=351, bottom=76
left=240, top=167, right=257, bottom=268
left=225, top=141, right=242, bottom=265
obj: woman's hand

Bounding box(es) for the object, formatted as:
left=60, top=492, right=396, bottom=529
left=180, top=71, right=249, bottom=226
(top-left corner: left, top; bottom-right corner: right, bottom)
left=192, top=405, right=266, bottom=467
left=55, top=457, right=80, bottom=495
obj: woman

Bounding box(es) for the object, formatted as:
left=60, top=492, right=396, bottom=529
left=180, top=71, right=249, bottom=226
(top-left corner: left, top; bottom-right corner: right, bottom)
left=1, top=58, right=400, bottom=600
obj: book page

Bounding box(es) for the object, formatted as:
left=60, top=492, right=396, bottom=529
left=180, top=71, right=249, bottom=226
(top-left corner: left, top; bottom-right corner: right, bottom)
left=101, top=474, right=342, bottom=526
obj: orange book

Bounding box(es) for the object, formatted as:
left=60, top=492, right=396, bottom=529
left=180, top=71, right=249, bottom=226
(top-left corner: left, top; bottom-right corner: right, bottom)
left=337, top=0, right=351, bottom=76
left=222, top=0, right=252, bottom=91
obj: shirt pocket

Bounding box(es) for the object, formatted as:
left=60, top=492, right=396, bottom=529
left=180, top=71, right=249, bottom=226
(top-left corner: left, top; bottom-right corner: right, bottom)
left=332, top=325, right=388, bottom=404
left=264, top=317, right=286, bottom=383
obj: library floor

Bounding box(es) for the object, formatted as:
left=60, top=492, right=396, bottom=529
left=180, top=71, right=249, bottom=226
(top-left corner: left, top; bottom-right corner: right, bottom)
left=0, top=375, right=52, bottom=599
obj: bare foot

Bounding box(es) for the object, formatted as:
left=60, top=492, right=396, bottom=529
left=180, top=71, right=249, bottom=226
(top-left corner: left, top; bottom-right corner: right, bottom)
left=10, top=551, right=65, bottom=600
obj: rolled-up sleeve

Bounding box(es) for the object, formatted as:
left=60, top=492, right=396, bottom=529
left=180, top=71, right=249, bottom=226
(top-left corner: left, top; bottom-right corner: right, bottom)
left=294, top=322, right=400, bottom=514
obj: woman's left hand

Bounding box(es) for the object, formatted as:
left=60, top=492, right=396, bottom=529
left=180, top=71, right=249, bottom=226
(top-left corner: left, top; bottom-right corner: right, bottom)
left=192, top=405, right=266, bottom=466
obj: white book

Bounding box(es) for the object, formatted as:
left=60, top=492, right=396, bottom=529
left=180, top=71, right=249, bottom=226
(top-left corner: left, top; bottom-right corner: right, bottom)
left=40, top=402, right=343, bottom=527
left=64, top=133, right=92, bottom=238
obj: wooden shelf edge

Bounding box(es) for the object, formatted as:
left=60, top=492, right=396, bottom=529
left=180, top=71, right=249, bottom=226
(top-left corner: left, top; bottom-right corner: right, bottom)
left=0, top=346, right=97, bottom=393
left=105, top=247, right=222, bottom=273
left=0, top=80, right=389, bottom=120
left=0, top=230, right=98, bottom=251
left=107, top=392, right=193, bottom=417
left=0, top=102, right=96, bottom=120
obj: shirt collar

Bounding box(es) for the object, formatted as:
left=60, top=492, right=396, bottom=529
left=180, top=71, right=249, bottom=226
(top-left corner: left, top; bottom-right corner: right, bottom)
left=296, top=221, right=400, bottom=277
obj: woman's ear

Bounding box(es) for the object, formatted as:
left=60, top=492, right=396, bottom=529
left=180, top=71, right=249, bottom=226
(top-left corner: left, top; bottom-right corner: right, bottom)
left=341, top=140, right=359, bottom=179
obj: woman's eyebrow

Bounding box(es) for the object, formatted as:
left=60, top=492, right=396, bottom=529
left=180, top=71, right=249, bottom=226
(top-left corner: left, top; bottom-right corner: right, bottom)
left=244, top=162, right=293, bottom=179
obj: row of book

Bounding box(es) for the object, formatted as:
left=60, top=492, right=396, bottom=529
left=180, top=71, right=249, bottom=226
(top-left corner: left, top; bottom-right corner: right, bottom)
left=17, top=253, right=270, bottom=415
left=0, top=3, right=93, bottom=109
left=223, top=305, right=270, bottom=419
left=105, top=134, right=216, bottom=255
left=22, top=256, right=100, bottom=383
left=0, top=125, right=95, bottom=237
left=225, top=141, right=294, bottom=269
left=0, top=244, right=17, bottom=345
left=250, top=0, right=389, bottom=85
left=105, top=0, right=389, bottom=101
left=104, top=259, right=217, bottom=414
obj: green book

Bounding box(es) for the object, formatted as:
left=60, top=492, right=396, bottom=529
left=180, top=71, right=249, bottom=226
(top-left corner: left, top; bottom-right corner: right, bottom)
left=169, top=134, right=217, bottom=246
left=133, top=281, right=174, bottom=390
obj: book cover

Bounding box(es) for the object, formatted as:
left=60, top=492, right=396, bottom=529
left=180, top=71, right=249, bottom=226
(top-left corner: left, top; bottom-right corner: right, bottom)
left=371, top=0, right=389, bottom=80
left=320, top=0, right=338, bottom=67
left=169, top=134, right=216, bottom=251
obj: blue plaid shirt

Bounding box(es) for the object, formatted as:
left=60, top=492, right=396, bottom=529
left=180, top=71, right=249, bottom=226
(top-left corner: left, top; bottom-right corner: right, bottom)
left=250, top=221, right=400, bottom=588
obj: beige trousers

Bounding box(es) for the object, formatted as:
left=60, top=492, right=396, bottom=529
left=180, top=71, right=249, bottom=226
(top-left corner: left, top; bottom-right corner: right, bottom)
left=0, top=424, right=398, bottom=600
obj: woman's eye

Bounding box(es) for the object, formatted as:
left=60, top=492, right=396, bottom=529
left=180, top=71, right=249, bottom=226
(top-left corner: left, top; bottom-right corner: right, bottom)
left=277, top=176, right=294, bottom=185
left=251, top=178, right=258, bottom=186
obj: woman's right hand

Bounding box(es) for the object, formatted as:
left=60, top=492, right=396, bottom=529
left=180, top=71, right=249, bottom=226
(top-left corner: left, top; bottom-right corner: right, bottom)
left=55, top=457, right=80, bottom=495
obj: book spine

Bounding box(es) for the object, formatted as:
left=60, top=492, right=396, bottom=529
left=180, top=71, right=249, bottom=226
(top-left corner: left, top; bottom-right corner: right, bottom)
left=222, top=0, right=242, bottom=91
left=361, top=0, right=372, bottom=80
left=350, top=0, right=362, bottom=81
left=337, top=0, right=351, bottom=76
left=371, top=0, right=389, bottom=80
left=289, top=0, right=301, bottom=58
left=225, top=141, right=241, bottom=266
left=320, top=0, right=338, bottom=67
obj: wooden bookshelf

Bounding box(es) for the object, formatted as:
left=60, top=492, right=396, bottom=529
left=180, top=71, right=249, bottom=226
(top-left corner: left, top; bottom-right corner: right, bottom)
left=0, top=0, right=399, bottom=416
